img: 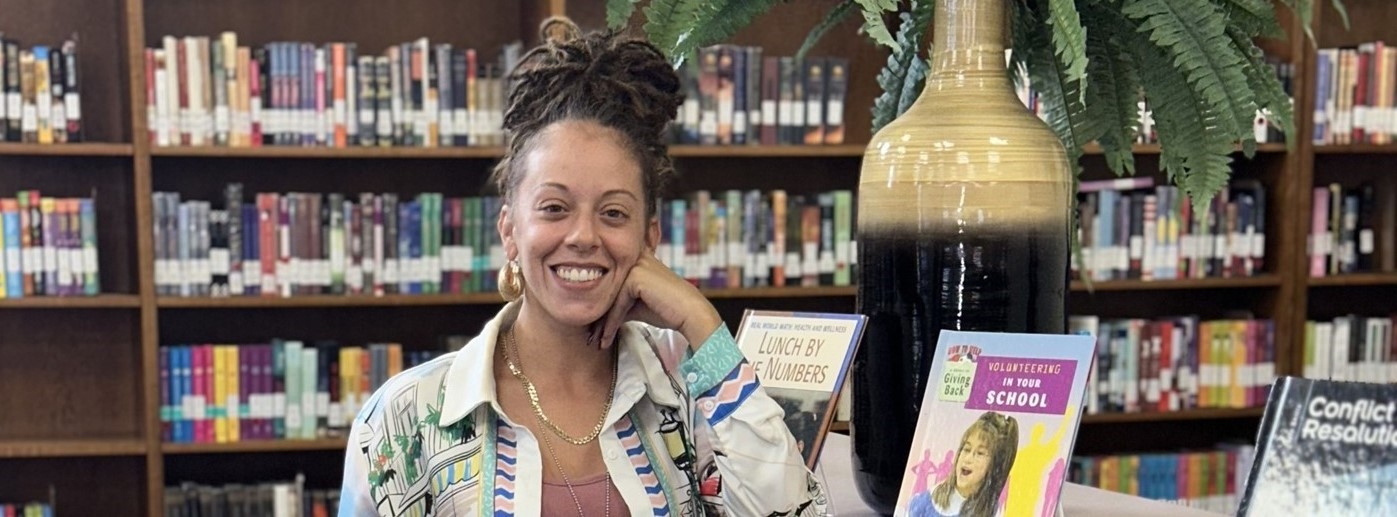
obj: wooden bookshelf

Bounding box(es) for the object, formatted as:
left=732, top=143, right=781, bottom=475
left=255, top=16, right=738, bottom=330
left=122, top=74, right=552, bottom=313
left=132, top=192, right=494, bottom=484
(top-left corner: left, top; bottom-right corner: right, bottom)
left=1313, top=144, right=1397, bottom=154
left=150, top=145, right=506, bottom=159
left=157, top=293, right=503, bottom=308
left=162, top=438, right=348, bottom=455
left=0, top=438, right=147, bottom=458
left=0, top=294, right=143, bottom=309
left=1308, top=273, right=1397, bottom=287
left=1070, top=275, right=1282, bottom=291
left=0, top=0, right=1368, bottom=514
left=0, top=142, right=136, bottom=156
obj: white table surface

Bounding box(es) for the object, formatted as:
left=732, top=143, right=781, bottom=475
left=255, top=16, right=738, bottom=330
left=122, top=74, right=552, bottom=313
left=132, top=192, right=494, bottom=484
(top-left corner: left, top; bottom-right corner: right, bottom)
left=816, top=433, right=1224, bottom=516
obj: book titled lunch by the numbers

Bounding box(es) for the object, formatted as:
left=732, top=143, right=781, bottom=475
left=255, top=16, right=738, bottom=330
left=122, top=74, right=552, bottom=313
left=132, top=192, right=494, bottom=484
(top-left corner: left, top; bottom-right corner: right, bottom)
left=895, top=330, right=1095, bottom=517
left=1237, top=376, right=1397, bottom=516
left=734, top=309, right=866, bottom=470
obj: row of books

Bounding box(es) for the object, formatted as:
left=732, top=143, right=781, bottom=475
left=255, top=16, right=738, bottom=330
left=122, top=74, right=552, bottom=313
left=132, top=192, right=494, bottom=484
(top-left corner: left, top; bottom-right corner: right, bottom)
left=1073, top=178, right=1268, bottom=282
left=1013, top=54, right=1294, bottom=145
left=672, top=45, right=849, bottom=146
left=0, top=33, right=82, bottom=144
left=1308, top=183, right=1393, bottom=276
left=164, top=476, right=338, bottom=517
left=0, top=505, right=50, bottom=517
left=144, top=33, right=519, bottom=149
left=1302, top=315, right=1396, bottom=383
left=152, top=188, right=507, bottom=297
left=152, top=187, right=859, bottom=298
left=1071, top=316, right=1276, bottom=415
left=657, top=189, right=855, bottom=289
left=0, top=192, right=100, bottom=298
left=1069, top=445, right=1256, bottom=516
left=159, top=340, right=450, bottom=444
left=1313, top=43, right=1397, bottom=145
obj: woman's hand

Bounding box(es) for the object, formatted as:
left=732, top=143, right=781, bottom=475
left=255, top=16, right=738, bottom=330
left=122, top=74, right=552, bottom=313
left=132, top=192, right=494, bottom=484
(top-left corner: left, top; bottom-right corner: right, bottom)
left=590, top=253, right=721, bottom=351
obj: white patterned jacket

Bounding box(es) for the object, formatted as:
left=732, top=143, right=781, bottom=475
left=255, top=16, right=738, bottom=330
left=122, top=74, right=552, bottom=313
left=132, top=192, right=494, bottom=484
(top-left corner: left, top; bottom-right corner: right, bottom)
left=339, top=302, right=828, bottom=516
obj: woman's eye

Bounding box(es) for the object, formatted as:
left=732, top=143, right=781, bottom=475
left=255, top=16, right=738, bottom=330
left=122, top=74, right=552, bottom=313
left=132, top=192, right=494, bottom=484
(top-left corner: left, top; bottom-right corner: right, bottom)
left=603, top=209, right=628, bottom=220
left=540, top=204, right=566, bottom=214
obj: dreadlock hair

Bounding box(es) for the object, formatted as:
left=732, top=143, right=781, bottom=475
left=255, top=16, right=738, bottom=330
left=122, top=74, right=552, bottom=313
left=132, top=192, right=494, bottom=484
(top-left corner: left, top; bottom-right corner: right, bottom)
left=490, top=17, right=683, bottom=219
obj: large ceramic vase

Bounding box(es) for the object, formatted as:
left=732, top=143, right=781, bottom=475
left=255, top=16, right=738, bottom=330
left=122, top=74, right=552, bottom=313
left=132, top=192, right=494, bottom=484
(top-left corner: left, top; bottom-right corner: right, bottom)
left=849, top=0, right=1073, bottom=512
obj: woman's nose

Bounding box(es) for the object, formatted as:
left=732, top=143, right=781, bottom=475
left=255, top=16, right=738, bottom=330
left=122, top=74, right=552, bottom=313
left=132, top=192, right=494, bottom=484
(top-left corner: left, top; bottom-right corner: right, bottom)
left=564, top=214, right=600, bottom=250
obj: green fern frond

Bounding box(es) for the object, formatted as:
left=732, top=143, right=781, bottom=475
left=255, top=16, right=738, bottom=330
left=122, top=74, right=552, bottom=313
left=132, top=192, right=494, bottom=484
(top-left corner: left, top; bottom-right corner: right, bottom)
left=1227, top=26, right=1294, bottom=147
left=1123, top=0, right=1257, bottom=144
left=1126, top=20, right=1235, bottom=213
left=872, top=11, right=930, bottom=133
left=668, top=0, right=782, bottom=62
left=1328, top=0, right=1351, bottom=29
left=1083, top=6, right=1142, bottom=176
left=1213, top=0, right=1285, bottom=38
left=643, top=0, right=707, bottom=61
left=1044, top=0, right=1091, bottom=97
left=1020, top=2, right=1098, bottom=166
left=855, top=0, right=901, bottom=50
left=798, top=0, right=859, bottom=61
left=607, top=0, right=643, bottom=29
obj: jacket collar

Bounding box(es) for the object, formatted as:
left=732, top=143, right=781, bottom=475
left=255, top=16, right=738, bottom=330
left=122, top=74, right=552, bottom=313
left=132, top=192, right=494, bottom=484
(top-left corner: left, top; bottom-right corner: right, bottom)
left=439, top=301, right=685, bottom=428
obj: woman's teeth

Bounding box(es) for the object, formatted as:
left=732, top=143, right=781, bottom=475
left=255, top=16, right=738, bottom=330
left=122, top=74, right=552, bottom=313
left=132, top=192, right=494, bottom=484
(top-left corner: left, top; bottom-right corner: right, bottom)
left=556, top=267, right=604, bottom=282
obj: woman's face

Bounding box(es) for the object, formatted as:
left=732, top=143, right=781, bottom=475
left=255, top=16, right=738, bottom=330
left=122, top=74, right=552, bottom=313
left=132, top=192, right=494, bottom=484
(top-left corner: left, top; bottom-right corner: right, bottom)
left=955, top=431, right=992, bottom=495
left=499, top=120, right=658, bottom=329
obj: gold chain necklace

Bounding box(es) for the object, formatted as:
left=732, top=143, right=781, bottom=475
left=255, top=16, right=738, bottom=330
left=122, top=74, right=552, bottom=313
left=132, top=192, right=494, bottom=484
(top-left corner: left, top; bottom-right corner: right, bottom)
left=503, top=327, right=617, bottom=446
left=536, top=415, right=611, bottom=517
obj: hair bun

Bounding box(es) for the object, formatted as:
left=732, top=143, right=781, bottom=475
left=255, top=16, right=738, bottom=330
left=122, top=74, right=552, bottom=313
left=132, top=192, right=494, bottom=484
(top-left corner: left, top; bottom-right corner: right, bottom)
left=539, top=16, right=582, bottom=46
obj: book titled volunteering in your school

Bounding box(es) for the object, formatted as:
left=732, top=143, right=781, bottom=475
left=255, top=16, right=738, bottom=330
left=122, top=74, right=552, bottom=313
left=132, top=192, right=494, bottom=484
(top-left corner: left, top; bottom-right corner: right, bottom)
left=734, top=309, right=866, bottom=470
left=1238, top=376, right=1397, bottom=516
left=894, top=330, right=1095, bottom=517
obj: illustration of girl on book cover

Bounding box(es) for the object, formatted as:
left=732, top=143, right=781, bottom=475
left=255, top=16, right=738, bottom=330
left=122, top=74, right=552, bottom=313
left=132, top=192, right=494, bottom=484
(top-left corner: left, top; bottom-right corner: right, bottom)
left=906, top=411, right=1019, bottom=516
left=893, top=330, right=1096, bottom=517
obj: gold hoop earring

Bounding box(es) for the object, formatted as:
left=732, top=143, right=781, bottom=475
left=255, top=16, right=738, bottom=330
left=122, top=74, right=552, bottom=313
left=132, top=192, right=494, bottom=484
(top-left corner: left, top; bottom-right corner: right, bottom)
left=499, top=260, right=524, bottom=301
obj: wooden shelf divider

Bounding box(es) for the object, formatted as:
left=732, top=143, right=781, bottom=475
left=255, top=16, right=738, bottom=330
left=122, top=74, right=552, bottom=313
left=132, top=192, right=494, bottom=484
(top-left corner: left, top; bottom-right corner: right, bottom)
left=0, top=294, right=143, bottom=309
left=162, top=438, right=349, bottom=455
left=0, top=142, right=135, bottom=157
left=1308, top=273, right=1397, bottom=287
left=0, top=438, right=147, bottom=458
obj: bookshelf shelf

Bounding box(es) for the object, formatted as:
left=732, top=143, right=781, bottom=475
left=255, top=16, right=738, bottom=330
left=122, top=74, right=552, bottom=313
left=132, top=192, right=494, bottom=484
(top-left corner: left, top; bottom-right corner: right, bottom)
left=149, top=146, right=507, bottom=159
left=162, top=438, right=348, bottom=455
left=701, top=286, right=857, bottom=298
left=1069, top=275, right=1282, bottom=292
left=1313, top=144, right=1397, bottom=154
left=0, top=294, right=142, bottom=309
left=1309, top=273, right=1397, bottom=287
left=156, top=293, right=503, bottom=308
left=1080, top=143, right=1288, bottom=155
left=1079, top=407, right=1266, bottom=424
left=0, top=438, right=146, bottom=458
left=668, top=145, right=866, bottom=158
left=0, top=142, right=135, bottom=157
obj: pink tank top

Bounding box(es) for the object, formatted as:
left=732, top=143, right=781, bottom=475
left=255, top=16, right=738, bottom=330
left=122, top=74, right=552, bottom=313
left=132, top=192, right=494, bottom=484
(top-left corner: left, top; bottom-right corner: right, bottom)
left=541, top=470, right=629, bottom=516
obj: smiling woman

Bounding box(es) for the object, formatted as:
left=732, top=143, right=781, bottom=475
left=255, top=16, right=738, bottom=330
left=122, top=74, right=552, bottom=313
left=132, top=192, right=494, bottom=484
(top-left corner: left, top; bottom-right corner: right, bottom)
left=338, top=17, right=826, bottom=517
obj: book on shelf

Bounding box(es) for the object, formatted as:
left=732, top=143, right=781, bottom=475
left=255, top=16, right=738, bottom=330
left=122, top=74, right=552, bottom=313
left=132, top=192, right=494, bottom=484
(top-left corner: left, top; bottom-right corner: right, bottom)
left=159, top=186, right=858, bottom=298
left=733, top=309, right=867, bottom=469
left=1313, top=42, right=1397, bottom=146
left=0, top=191, right=99, bottom=298
left=146, top=32, right=518, bottom=149
left=1070, top=315, right=1275, bottom=415
left=1238, top=376, right=1397, bottom=516
left=1303, top=315, right=1396, bottom=383
left=0, top=504, right=52, bottom=517
left=164, top=475, right=339, bottom=517
left=1308, top=182, right=1395, bottom=276
left=0, top=32, right=82, bottom=144
left=160, top=339, right=448, bottom=444
left=1074, top=177, right=1268, bottom=282
left=893, top=330, right=1095, bottom=517
left=1070, top=444, right=1256, bottom=515
left=671, top=44, right=848, bottom=146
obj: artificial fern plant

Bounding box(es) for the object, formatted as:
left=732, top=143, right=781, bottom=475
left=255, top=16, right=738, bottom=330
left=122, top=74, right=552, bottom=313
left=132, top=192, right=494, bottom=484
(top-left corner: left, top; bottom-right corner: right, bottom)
left=607, top=0, right=1348, bottom=209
